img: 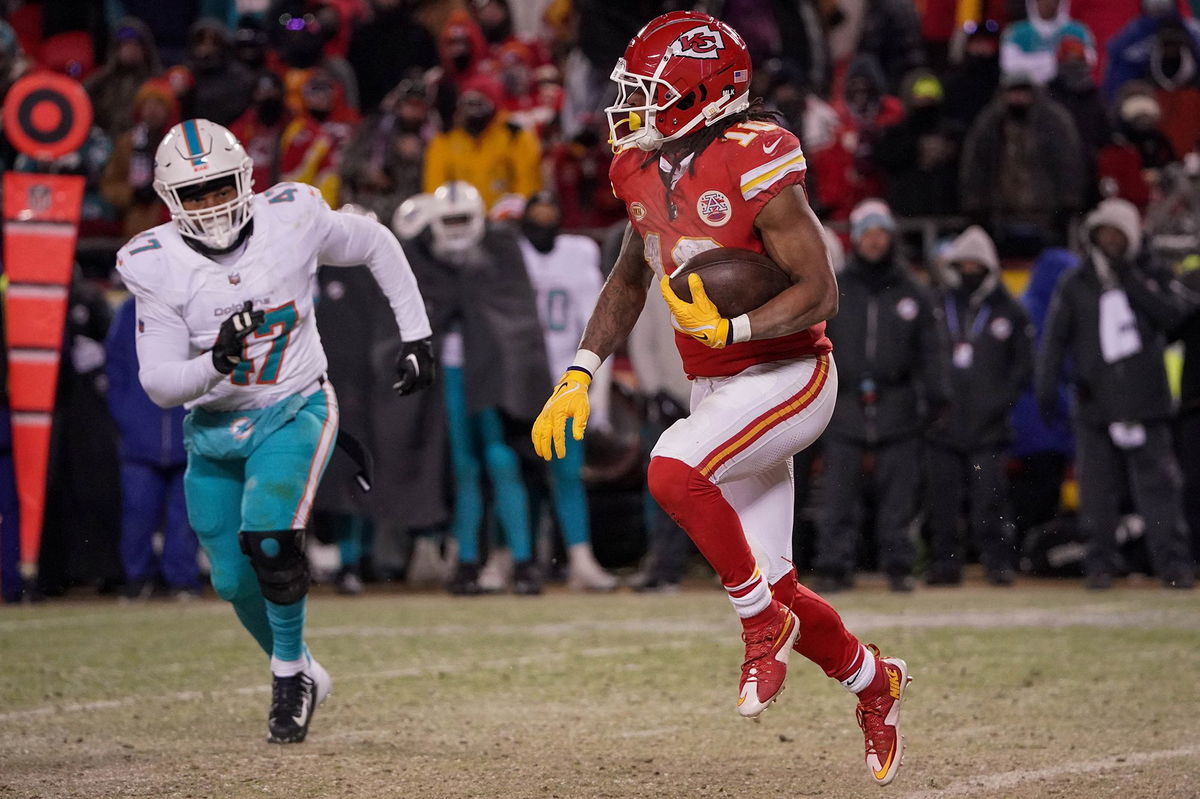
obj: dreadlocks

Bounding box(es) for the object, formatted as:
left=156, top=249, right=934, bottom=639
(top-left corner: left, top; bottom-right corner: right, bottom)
left=639, top=102, right=785, bottom=174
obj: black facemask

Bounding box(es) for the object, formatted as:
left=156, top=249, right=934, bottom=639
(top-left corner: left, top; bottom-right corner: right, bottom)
left=1006, top=102, right=1031, bottom=121
left=480, top=19, right=510, bottom=45
left=959, top=271, right=986, bottom=295
left=258, top=97, right=284, bottom=126
left=281, top=32, right=324, bottom=68
left=463, top=110, right=493, bottom=136
left=522, top=220, right=559, bottom=253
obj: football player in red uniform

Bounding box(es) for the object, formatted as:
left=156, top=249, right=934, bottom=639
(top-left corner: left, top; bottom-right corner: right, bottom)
left=530, top=11, right=911, bottom=786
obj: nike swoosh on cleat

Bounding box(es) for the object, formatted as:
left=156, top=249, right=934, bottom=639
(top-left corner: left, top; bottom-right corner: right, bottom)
left=872, top=746, right=896, bottom=781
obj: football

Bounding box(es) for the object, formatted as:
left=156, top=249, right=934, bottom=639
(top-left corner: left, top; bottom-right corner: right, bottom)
left=669, top=247, right=792, bottom=318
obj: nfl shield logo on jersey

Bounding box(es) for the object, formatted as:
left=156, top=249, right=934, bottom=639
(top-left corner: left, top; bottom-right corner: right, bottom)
left=228, top=272, right=241, bottom=285
left=697, top=190, right=732, bottom=227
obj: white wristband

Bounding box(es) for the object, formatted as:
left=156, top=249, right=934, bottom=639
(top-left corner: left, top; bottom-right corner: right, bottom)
left=571, top=348, right=603, bottom=377
left=729, top=314, right=752, bottom=345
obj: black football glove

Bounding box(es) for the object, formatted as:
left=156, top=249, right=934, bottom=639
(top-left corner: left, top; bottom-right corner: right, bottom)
left=393, top=337, right=436, bottom=395
left=212, top=301, right=265, bottom=375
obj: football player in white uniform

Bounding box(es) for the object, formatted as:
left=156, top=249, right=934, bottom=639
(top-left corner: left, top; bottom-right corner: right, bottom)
left=116, top=119, right=434, bottom=743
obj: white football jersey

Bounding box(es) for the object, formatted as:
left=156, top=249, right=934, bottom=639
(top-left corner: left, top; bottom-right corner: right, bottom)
left=117, top=182, right=431, bottom=411
left=518, top=234, right=603, bottom=376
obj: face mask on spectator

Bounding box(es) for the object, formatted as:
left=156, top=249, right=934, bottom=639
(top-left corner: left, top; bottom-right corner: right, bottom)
left=1005, top=101, right=1031, bottom=121
left=258, top=96, right=285, bottom=126
left=522, top=220, right=558, bottom=253
left=957, top=269, right=987, bottom=295
left=1057, top=59, right=1092, bottom=91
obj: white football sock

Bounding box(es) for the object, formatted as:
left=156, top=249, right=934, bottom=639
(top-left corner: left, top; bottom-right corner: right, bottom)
left=840, top=645, right=877, bottom=694
left=726, top=569, right=772, bottom=619
left=271, top=655, right=306, bottom=678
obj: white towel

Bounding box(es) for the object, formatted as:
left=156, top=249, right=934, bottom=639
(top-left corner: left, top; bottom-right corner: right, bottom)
left=1099, top=289, right=1142, bottom=364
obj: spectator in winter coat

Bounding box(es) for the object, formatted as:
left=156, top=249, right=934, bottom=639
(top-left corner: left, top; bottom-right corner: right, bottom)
left=960, top=71, right=1086, bottom=255
left=942, top=18, right=1004, bottom=128
left=101, top=79, right=178, bottom=239
left=875, top=70, right=965, bottom=216
left=181, top=19, right=255, bottom=126
left=340, top=78, right=436, bottom=225
left=543, top=116, right=625, bottom=231
left=1035, top=198, right=1196, bottom=589
left=1097, top=86, right=1178, bottom=211
left=1103, top=0, right=1200, bottom=101
left=1009, top=248, right=1078, bottom=535
left=346, top=0, right=438, bottom=113
left=105, top=0, right=237, bottom=66
left=814, top=200, right=950, bottom=593
left=423, top=74, right=541, bottom=210
left=1047, top=33, right=1112, bottom=162
left=279, top=69, right=359, bottom=207
left=85, top=18, right=162, bottom=138
left=924, top=226, right=1033, bottom=586
left=105, top=297, right=201, bottom=599
left=230, top=72, right=294, bottom=194
left=1001, top=0, right=1097, bottom=86
left=807, top=55, right=905, bottom=221
left=856, top=0, right=927, bottom=92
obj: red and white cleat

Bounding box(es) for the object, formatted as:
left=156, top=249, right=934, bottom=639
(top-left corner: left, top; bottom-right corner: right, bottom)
left=855, top=644, right=911, bottom=785
left=736, top=602, right=800, bottom=718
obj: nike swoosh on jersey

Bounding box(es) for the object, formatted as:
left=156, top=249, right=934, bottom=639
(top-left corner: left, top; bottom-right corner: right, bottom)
left=762, top=138, right=782, bottom=155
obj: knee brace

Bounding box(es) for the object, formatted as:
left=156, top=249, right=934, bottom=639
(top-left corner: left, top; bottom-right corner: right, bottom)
left=238, top=529, right=310, bottom=605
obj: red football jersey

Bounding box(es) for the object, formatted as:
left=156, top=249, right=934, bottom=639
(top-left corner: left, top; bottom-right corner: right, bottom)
left=610, top=120, right=832, bottom=378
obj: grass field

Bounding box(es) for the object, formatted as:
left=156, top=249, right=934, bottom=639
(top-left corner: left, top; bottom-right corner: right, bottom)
left=1, top=579, right=1198, bottom=799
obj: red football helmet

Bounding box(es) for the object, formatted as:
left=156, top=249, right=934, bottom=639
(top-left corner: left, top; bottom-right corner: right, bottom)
left=606, top=11, right=751, bottom=151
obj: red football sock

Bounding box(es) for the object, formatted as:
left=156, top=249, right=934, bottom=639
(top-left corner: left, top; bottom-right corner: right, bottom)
left=770, top=569, right=863, bottom=679
left=647, top=456, right=758, bottom=589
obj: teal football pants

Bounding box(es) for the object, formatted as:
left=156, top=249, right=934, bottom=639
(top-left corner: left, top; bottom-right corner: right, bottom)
left=184, top=384, right=338, bottom=661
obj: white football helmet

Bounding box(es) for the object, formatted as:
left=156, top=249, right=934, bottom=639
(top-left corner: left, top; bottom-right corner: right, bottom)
left=427, top=182, right=485, bottom=258
left=153, top=119, right=254, bottom=250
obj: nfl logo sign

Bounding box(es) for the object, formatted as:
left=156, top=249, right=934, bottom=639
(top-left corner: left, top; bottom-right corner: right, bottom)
left=697, top=190, right=732, bottom=227
left=228, top=272, right=241, bottom=285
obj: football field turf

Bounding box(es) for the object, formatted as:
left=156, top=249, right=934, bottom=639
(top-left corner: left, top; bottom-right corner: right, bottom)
left=1, top=581, right=1197, bottom=798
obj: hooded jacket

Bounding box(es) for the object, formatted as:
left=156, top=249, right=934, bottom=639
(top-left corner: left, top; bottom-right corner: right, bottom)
left=927, top=226, right=1034, bottom=451
left=824, top=252, right=951, bottom=444
left=1001, top=0, right=1098, bottom=85
left=1035, top=199, right=1191, bottom=426
left=85, top=18, right=162, bottom=136
left=182, top=20, right=255, bottom=127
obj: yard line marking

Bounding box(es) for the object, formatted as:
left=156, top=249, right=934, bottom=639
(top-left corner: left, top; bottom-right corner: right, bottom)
left=898, top=745, right=1200, bottom=798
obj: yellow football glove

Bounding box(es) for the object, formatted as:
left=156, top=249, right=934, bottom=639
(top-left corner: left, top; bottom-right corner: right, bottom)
left=660, top=274, right=733, bottom=349
left=531, top=368, right=592, bottom=460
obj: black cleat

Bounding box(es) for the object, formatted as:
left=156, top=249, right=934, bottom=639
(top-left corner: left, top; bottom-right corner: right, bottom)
left=267, top=658, right=331, bottom=743
left=513, top=560, right=543, bottom=595
left=448, top=562, right=483, bottom=595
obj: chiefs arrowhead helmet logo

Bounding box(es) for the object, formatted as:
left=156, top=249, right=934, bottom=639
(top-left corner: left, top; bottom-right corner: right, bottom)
left=671, top=25, right=725, bottom=59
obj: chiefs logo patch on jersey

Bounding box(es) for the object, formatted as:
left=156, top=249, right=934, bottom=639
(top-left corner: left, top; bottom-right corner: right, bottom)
left=630, top=201, right=647, bottom=221
left=697, top=190, right=732, bottom=227
left=671, top=25, right=725, bottom=59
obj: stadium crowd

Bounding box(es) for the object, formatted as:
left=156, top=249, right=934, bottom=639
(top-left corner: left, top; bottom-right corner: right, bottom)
left=0, top=0, right=1198, bottom=602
